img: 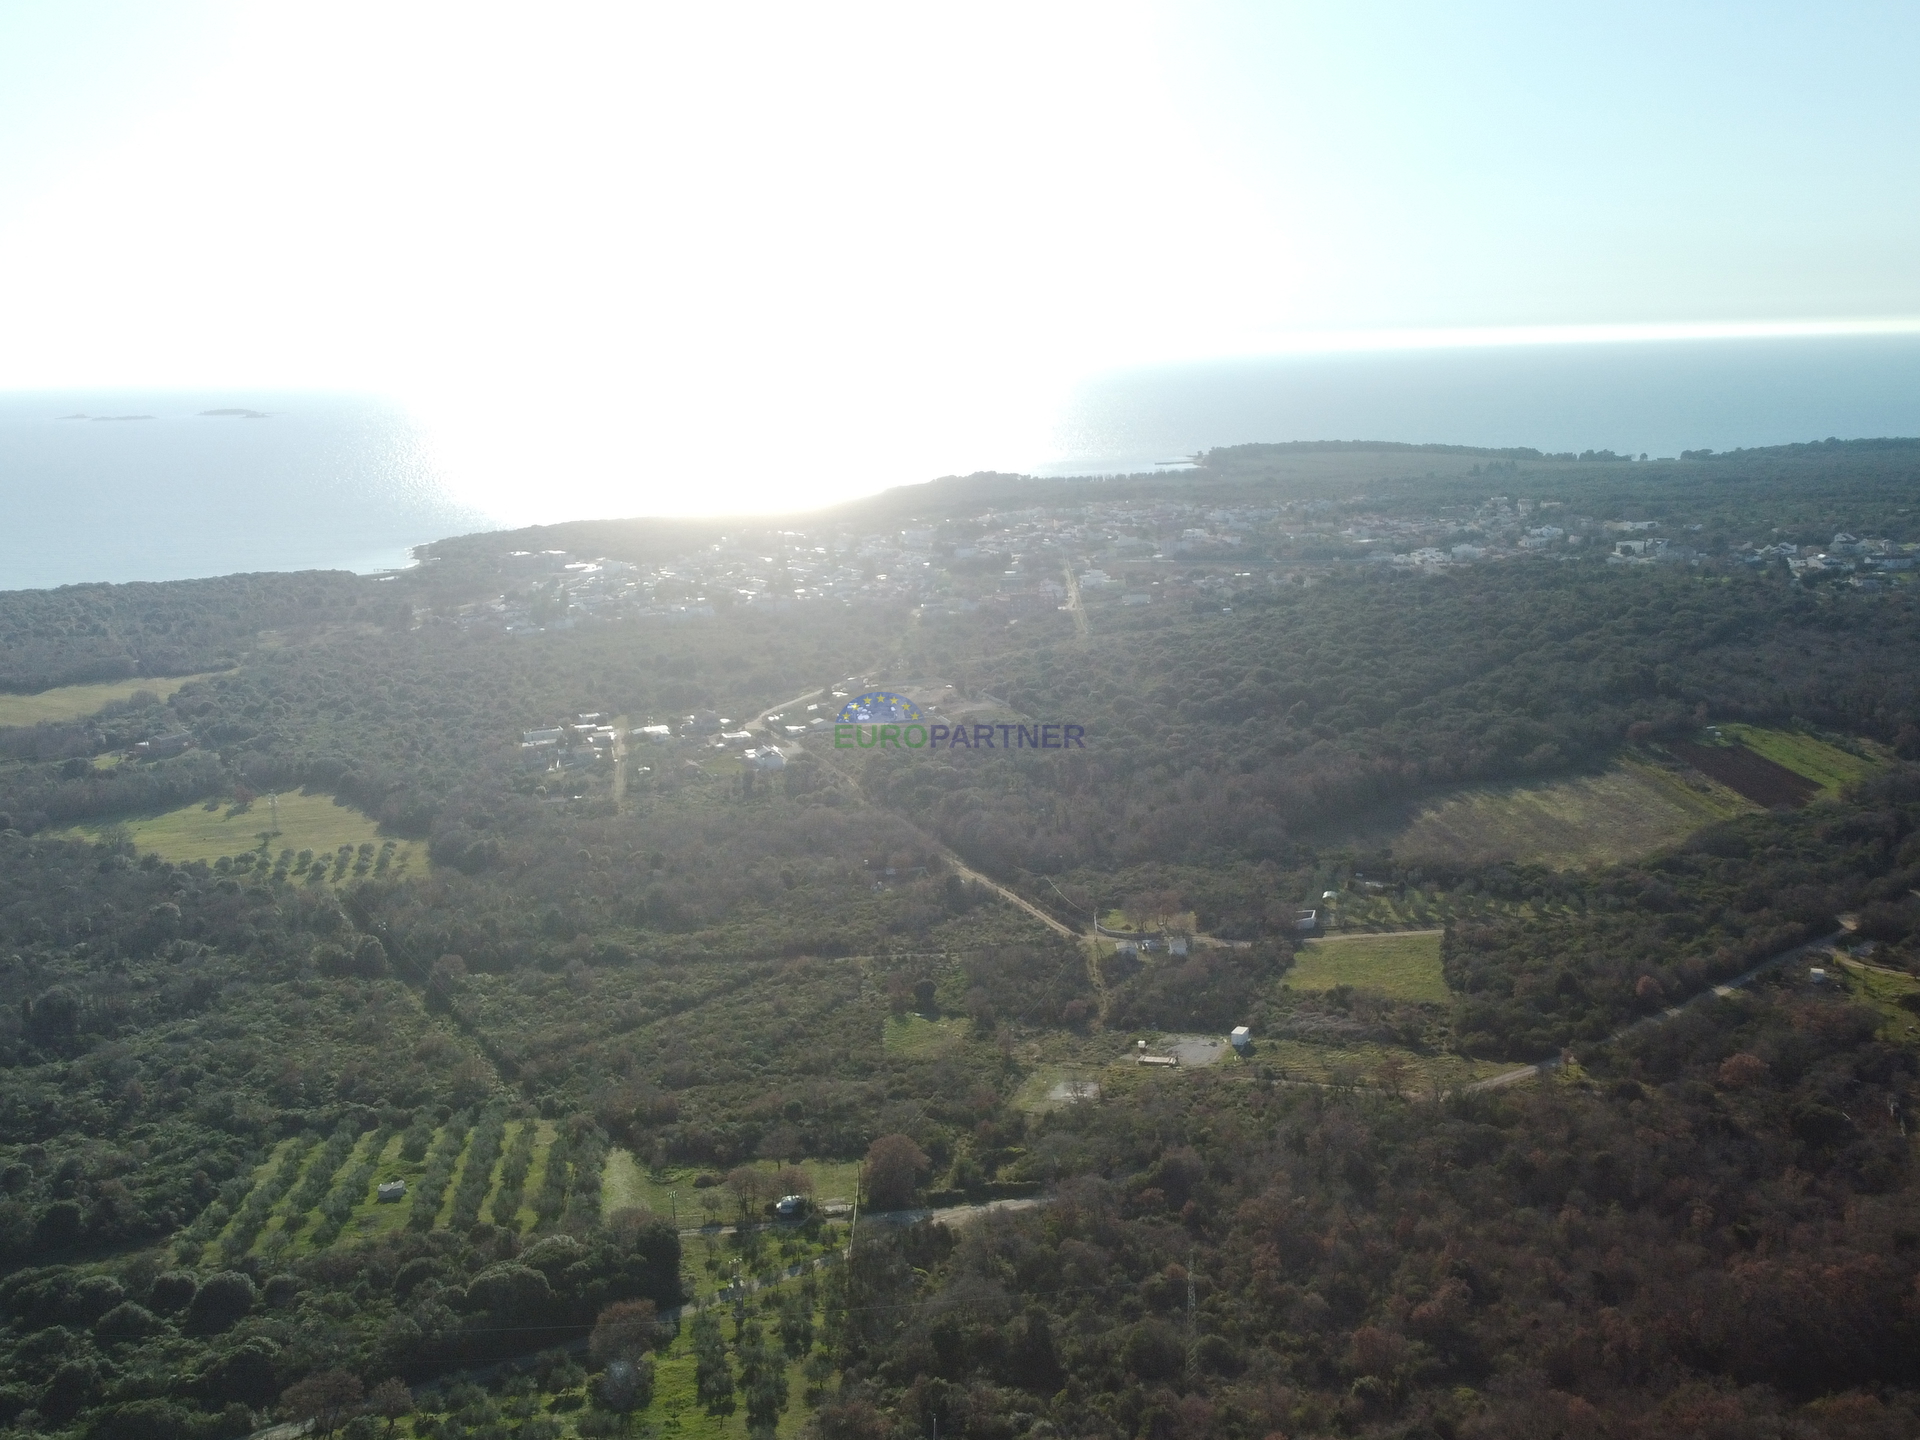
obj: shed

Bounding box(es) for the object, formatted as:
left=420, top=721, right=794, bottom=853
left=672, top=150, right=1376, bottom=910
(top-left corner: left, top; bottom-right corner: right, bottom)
left=1293, top=909, right=1319, bottom=933
left=376, top=1180, right=407, bottom=1203
left=1230, top=1026, right=1252, bottom=1052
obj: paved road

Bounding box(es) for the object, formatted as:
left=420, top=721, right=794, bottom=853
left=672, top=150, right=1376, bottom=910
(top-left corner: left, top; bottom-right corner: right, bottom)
left=749, top=685, right=830, bottom=740
left=1466, top=925, right=1849, bottom=1092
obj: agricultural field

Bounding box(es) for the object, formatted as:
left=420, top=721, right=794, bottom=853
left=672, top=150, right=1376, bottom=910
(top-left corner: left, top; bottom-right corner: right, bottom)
left=1286, top=930, right=1451, bottom=1004
left=1719, top=723, right=1884, bottom=795
left=1667, top=738, right=1819, bottom=808
left=603, top=1154, right=865, bottom=1228
left=1254, top=1038, right=1507, bottom=1092
left=55, top=788, right=423, bottom=876
left=403, top=1287, right=829, bottom=1440
left=185, top=1113, right=588, bottom=1265
left=1336, top=756, right=1754, bottom=870
left=0, top=670, right=222, bottom=725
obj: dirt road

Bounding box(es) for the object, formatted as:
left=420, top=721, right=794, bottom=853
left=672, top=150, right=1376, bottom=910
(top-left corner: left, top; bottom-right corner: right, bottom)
left=1466, top=925, right=1848, bottom=1092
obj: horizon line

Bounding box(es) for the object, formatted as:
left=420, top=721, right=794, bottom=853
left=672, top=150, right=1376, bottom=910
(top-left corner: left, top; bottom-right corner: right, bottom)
left=1217, top=316, right=1920, bottom=360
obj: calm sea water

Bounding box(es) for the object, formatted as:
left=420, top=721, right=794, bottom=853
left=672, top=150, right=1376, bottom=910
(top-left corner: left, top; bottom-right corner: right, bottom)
left=4, top=336, right=1920, bottom=590
left=0, top=392, right=488, bottom=592
left=1040, top=334, right=1920, bottom=474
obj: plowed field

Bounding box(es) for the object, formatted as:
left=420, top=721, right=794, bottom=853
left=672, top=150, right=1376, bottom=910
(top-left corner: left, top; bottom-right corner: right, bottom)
left=1668, top=740, right=1819, bottom=808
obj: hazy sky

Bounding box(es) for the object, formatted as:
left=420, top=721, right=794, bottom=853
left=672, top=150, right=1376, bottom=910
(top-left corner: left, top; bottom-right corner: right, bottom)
left=2, top=1, right=1915, bottom=512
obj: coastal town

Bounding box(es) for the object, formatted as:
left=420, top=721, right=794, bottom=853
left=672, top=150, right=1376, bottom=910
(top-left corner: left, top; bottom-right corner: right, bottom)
left=422, top=488, right=1920, bottom=637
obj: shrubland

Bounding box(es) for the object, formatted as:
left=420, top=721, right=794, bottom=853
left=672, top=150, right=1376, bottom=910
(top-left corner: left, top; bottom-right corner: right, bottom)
left=0, top=454, right=1916, bottom=1437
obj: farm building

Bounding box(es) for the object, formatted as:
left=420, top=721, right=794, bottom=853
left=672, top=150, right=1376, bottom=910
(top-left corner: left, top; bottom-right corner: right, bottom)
left=1168, top=934, right=1189, bottom=956
left=376, top=1180, right=407, bottom=1203
left=1230, top=1026, right=1252, bottom=1052
left=1294, top=909, right=1319, bottom=933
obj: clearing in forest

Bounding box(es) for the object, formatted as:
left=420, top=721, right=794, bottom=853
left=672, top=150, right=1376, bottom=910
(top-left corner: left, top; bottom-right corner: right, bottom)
left=882, top=1013, right=970, bottom=1058
left=1258, top=1038, right=1508, bottom=1091
left=1287, top=930, right=1450, bottom=1004
left=56, top=789, right=422, bottom=875
left=1718, top=724, right=1882, bottom=795
left=603, top=1155, right=865, bottom=1227
left=0, top=672, right=222, bottom=726
left=1336, top=757, right=1753, bottom=870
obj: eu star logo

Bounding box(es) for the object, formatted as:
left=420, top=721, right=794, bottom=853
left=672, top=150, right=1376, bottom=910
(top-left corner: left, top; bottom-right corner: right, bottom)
left=836, top=691, right=922, bottom=723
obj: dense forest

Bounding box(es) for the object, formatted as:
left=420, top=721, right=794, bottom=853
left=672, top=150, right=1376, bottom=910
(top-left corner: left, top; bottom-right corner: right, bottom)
left=2, top=450, right=1920, bottom=1438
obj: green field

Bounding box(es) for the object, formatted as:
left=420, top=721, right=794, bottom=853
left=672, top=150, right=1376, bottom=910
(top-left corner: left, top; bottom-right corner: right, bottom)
left=1257, top=1038, right=1507, bottom=1091
left=1286, top=930, right=1451, bottom=1003
left=1343, top=756, right=1754, bottom=870
left=603, top=1154, right=864, bottom=1228
left=204, top=1118, right=569, bottom=1262
left=56, top=789, right=423, bottom=876
left=0, top=672, right=222, bottom=726
left=1831, top=957, right=1920, bottom=1048
left=882, top=1013, right=970, bottom=1058
left=1721, top=724, right=1881, bottom=794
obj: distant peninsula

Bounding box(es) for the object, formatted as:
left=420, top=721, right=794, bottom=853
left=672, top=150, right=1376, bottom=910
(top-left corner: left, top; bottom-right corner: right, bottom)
left=199, top=408, right=270, bottom=419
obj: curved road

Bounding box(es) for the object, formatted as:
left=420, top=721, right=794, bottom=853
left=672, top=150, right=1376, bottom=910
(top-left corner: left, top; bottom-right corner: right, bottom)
left=1466, top=924, right=1849, bottom=1092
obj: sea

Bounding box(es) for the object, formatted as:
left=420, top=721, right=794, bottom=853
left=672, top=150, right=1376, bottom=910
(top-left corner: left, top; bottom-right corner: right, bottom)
left=5, top=334, right=1920, bottom=591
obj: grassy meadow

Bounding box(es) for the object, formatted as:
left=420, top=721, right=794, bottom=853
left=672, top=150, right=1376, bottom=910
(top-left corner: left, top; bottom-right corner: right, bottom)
left=0, top=671, right=222, bottom=725
left=603, top=1155, right=865, bottom=1228
left=1286, top=930, right=1450, bottom=1003
left=1256, top=1038, right=1507, bottom=1091
left=56, top=789, right=423, bottom=875
left=1830, top=956, right=1920, bottom=1049
left=881, top=1012, right=970, bottom=1059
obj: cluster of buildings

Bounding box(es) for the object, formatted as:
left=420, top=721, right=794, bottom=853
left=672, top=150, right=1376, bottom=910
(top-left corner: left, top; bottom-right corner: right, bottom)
left=437, top=494, right=1918, bottom=640
left=518, top=707, right=799, bottom=776
left=1744, top=533, right=1916, bottom=589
